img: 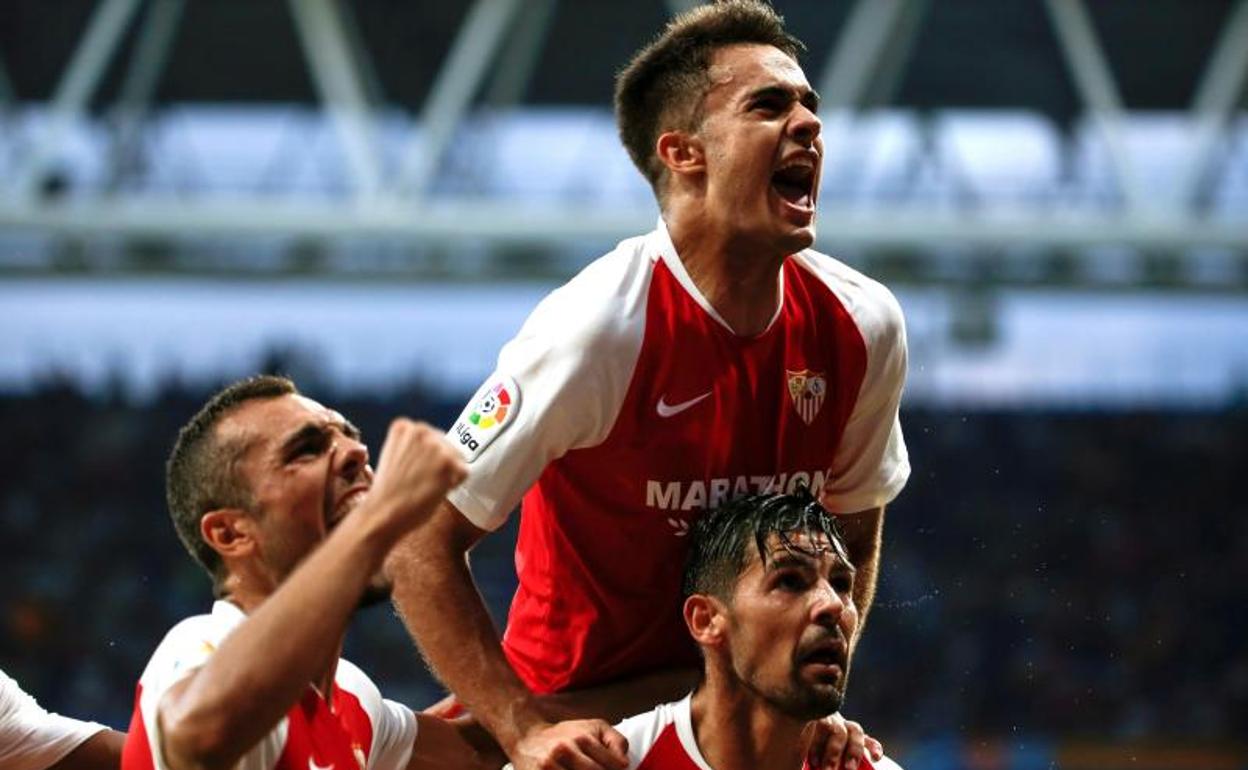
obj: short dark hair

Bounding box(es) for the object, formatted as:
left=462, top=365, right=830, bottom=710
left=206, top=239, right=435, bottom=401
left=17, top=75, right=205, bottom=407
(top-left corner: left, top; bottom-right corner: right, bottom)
left=614, top=0, right=805, bottom=202
left=683, top=488, right=849, bottom=600
left=166, top=375, right=297, bottom=594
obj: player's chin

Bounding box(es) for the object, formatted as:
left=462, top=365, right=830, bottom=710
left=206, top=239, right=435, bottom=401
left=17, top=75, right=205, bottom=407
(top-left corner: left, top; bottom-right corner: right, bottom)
left=780, top=683, right=845, bottom=721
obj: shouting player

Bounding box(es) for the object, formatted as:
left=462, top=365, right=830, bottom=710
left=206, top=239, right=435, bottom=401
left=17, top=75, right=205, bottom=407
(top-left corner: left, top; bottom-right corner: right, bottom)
left=120, top=376, right=491, bottom=770
left=388, top=2, right=908, bottom=769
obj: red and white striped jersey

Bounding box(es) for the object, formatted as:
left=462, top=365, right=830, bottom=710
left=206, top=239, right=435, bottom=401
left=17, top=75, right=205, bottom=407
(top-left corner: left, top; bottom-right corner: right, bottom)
left=448, top=220, right=909, bottom=693
left=121, top=602, right=417, bottom=770
left=615, top=696, right=905, bottom=770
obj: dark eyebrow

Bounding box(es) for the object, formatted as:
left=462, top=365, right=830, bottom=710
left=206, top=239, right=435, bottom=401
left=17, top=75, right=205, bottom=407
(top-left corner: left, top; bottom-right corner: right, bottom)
left=746, top=85, right=821, bottom=112
left=341, top=420, right=362, bottom=442
left=280, top=419, right=362, bottom=455
left=279, top=422, right=331, bottom=457
left=765, top=549, right=856, bottom=577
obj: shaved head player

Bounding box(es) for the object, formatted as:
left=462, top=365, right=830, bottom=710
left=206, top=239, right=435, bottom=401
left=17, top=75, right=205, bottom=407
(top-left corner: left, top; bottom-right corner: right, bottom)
left=120, top=376, right=492, bottom=770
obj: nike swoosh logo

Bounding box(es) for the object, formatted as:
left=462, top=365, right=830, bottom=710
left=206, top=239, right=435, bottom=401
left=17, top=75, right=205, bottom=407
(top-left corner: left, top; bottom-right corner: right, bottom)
left=309, top=760, right=334, bottom=770
left=657, top=391, right=712, bottom=418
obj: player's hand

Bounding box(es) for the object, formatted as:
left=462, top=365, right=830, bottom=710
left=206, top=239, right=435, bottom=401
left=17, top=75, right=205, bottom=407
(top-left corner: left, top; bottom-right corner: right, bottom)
left=803, top=713, right=883, bottom=770
left=365, top=419, right=467, bottom=537
left=423, top=692, right=466, bottom=719
left=510, top=719, right=629, bottom=770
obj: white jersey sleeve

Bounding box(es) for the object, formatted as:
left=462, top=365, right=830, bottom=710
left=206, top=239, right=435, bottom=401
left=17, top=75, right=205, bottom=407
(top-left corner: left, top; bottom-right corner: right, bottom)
left=332, top=660, right=417, bottom=770
left=796, top=251, right=911, bottom=513
left=446, top=236, right=655, bottom=530
left=134, top=603, right=288, bottom=770
left=0, top=668, right=107, bottom=770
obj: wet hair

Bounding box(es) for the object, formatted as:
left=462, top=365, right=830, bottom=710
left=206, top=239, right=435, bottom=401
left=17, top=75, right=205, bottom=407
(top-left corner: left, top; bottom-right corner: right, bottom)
left=683, top=487, right=849, bottom=600
left=166, top=375, right=296, bottom=595
left=614, top=0, right=805, bottom=203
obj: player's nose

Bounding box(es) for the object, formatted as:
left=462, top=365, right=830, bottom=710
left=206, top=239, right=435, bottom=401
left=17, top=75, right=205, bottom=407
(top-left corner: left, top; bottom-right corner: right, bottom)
left=790, top=102, right=821, bottom=147
left=810, top=580, right=847, bottom=627
left=336, top=435, right=370, bottom=482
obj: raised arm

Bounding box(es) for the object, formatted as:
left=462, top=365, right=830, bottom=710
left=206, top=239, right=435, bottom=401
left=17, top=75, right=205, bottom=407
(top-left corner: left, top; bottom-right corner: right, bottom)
left=834, top=506, right=884, bottom=637
left=386, top=502, right=628, bottom=770
left=158, top=421, right=465, bottom=770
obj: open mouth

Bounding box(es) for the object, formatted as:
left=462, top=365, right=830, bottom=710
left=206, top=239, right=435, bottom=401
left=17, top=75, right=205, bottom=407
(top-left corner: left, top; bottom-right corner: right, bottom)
left=329, top=486, right=370, bottom=528
left=771, top=162, right=816, bottom=210
left=798, top=638, right=846, bottom=673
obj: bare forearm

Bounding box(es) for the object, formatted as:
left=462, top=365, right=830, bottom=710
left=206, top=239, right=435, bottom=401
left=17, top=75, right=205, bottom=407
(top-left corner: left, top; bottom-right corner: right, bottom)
left=162, top=516, right=392, bottom=769
left=388, top=518, right=541, bottom=755
left=407, top=715, right=499, bottom=770
left=50, top=729, right=126, bottom=770
left=539, top=667, right=699, bottom=724
left=837, top=507, right=884, bottom=635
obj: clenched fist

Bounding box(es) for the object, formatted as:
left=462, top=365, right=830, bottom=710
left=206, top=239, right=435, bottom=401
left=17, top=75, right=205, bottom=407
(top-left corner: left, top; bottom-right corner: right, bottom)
left=363, top=419, right=468, bottom=540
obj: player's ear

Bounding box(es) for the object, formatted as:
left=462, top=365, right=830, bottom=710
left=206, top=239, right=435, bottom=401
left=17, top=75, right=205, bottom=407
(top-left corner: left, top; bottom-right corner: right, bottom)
left=201, top=508, right=257, bottom=562
left=684, top=593, right=728, bottom=647
left=656, top=130, right=705, bottom=178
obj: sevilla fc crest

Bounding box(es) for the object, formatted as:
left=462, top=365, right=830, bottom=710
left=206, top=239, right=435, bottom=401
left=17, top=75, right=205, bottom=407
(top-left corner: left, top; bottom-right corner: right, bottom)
left=786, top=369, right=827, bottom=425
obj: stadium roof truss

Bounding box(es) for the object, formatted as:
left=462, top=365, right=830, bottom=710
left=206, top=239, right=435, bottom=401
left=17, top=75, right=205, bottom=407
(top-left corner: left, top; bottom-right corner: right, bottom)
left=0, top=0, right=1245, bottom=289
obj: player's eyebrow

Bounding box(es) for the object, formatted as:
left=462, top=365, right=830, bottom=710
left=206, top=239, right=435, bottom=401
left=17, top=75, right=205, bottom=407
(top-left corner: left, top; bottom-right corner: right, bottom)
left=340, top=419, right=362, bottom=442
left=765, top=547, right=856, bottom=576
left=278, top=422, right=331, bottom=456
left=745, top=84, right=821, bottom=112
left=277, top=418, right=360, bottom=458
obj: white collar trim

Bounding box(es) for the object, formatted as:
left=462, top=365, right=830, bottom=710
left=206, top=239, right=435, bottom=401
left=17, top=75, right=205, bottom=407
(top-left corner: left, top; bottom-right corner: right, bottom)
left=673, top=694, right=716, bottom=770
left=650, top=217, right=786, bottom=338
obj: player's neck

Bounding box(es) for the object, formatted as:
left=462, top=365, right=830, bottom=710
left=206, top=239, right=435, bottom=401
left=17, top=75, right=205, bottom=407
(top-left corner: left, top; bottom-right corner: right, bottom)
left=665, top=210, right=785, bottom=337
left=690, top=679, right=808, bottom=770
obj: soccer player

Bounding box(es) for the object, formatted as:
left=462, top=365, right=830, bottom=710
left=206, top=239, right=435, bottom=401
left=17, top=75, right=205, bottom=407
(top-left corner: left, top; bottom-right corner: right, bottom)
left=614, top=489, right=901, bottom=770
left=120, top=375, right=493, bottom=770
left=388, top=2, right=907, bottom=768
left=0, top=668, right=124, bottom=770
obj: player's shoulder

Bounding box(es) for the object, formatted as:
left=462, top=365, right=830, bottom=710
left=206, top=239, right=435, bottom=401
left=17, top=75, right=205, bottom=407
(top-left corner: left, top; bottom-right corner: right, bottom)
left=614, top=697, right=692, bottom=768
left=332, top=658, right=383, bottom=705
left=790, top=247, right=905, bottom=342
left=0, top=667, right=37, bottom=716
left=791, top=248, right=903, bottom=317
left=613, top=698, right=680, bottom=744
left=516, top=230, right=659, bottom=347
left=140, top=603, right=240, bottom=681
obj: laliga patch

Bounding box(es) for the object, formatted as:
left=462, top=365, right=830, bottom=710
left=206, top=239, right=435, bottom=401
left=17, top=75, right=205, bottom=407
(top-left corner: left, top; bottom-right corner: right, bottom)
left=450, top=374, right=520, bottom=462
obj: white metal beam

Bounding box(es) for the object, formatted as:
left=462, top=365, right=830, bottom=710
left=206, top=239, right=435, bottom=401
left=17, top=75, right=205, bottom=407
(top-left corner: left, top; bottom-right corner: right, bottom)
left=288, top=0, right=383, bottom=200
left=12, top=0, right=143, bottom=200
left=0, top=47, right=14, bottom=104
left=393, top=0, right=522, bottom=197
left=1044, top=0, right=1148, bottom=213
left=1175, top=0, right=1248, bottom=210
left=484, top=0, right=557, bottom=108
left=108, top=0, right=186, bottom=191
left=859, top=0, right=928, bottom=108
left=817, top=0, right=916, bottom=171
left=819, top=0, right=911, bottom=111
left=1, top=200, right=1244, bottom=252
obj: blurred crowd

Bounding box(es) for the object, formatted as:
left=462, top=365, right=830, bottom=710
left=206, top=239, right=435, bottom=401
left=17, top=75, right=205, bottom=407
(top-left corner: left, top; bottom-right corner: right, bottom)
left=2, top=373, right=1245, bottom=746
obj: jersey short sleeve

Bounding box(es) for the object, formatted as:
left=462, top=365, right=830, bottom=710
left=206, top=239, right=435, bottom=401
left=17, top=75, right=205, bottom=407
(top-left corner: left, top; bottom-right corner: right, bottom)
left=795, top=251, right=911, bottom=513
left=332, top=660, right=416, bottom=770
left=133, top=603, right=289, bottom=770
left=0, top=668, right=106, bottom=770
left=446, top=237, right=655, bottom=530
